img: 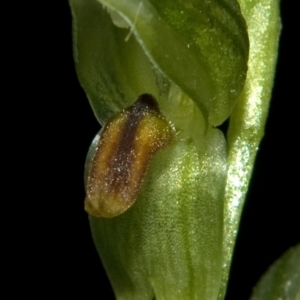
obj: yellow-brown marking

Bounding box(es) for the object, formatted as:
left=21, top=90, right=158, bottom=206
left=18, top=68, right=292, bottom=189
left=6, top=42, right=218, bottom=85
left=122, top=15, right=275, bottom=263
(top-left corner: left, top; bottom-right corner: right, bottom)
left=85, top=94, right=174, bottom=217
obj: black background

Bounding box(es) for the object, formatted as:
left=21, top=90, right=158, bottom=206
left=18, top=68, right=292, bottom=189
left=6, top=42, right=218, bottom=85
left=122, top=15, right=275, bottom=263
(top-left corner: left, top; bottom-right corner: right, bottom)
left=17, top=1, right=299, bottom=299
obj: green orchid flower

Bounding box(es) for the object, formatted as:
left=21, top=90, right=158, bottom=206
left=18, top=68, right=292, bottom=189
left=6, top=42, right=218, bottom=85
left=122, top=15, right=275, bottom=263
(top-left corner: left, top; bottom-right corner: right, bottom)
left=68, top=0, right=292, bottom=299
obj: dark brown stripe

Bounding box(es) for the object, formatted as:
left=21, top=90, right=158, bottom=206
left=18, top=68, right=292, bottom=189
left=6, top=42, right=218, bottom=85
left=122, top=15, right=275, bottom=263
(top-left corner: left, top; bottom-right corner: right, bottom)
left=105, top=94, right=159, bottom=192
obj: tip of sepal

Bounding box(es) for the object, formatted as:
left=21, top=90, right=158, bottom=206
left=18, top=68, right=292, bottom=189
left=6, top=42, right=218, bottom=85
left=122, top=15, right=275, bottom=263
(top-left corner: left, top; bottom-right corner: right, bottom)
left=85, top=94, right=175, bottom=218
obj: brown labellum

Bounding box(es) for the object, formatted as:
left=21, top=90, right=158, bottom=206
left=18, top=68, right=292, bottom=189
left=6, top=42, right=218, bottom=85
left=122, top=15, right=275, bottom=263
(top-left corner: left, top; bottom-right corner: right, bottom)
left=85, top=94, right=175, bottom=218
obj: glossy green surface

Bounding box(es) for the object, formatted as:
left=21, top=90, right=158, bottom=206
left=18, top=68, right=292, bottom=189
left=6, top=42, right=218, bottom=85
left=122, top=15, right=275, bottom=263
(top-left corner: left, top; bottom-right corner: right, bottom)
left=69, top=0, right=281, bottom=299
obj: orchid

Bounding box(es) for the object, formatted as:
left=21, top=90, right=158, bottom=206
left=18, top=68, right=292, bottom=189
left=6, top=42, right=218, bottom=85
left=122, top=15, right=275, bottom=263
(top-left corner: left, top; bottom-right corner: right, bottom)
left=69, top=0, right=299, bottom=299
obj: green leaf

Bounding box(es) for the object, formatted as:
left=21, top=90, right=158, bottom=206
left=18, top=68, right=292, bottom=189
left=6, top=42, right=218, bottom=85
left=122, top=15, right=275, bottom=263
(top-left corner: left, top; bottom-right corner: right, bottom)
left=88, top=127, right=227, bottom=299
left=250, top=245, right=300, bottom=300
left=218, top=0, right=281, bottom=298
left=70, top=0, right=248, bottom=126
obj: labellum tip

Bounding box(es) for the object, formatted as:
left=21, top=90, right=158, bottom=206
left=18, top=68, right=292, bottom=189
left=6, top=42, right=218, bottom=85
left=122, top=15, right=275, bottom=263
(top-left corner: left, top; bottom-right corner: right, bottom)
left=85, top=94, right=175, bottom=218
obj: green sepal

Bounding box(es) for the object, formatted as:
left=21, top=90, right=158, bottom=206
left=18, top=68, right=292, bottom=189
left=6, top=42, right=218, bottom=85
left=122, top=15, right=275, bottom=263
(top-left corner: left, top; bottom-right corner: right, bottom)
left=87, top=127, right=226, bottom=300
left=70, top=0, right=249, bottom=127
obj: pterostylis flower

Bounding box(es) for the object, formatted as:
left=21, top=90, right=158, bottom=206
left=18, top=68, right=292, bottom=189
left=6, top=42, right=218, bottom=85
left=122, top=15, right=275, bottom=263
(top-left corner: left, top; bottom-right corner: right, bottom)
left=68, top=0, right=296, bottom=299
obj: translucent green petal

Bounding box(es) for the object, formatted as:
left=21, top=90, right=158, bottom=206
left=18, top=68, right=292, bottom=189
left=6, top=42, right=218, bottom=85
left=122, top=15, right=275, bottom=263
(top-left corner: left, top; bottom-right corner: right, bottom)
left=70, top=0, right=166, bottom=124
left=88, top=127, right=226, bottom=299
left=70, top=0, right=248, bottom=126
left=98, top=0, right=248, bottom=126
left=250, top=245, right=300, bottom=300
